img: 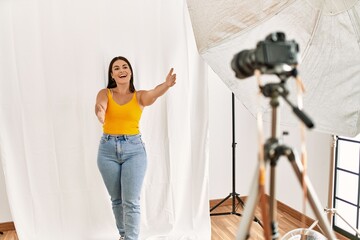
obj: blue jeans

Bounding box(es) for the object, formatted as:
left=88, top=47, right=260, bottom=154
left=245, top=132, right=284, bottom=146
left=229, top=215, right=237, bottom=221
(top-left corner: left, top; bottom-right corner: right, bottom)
left=97, top=134, right=147, bottom=240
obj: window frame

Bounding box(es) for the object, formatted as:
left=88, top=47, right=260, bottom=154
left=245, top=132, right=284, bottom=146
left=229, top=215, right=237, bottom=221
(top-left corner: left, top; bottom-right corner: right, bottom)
left=333, top=135, right=360, bottom=239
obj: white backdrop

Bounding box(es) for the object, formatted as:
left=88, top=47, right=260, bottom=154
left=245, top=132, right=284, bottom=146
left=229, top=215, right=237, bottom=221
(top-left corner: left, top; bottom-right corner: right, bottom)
left=0, top=0, right=211, bottom=239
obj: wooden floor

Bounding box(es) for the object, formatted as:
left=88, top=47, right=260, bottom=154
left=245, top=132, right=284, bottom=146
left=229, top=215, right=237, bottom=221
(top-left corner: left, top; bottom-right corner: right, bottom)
left=210, top=200, right=349, bottom=240
left=0, top=231, right=18, bottom=240
left=0, top=203, right=349, bottom=240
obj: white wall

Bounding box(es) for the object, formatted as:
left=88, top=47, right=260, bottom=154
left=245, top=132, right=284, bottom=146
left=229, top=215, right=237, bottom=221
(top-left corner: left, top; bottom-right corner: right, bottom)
left=0, top=159, right=12, bottom=223
left=208, top=67, right=333, bottom=218
left=0, top=66, right=334, bottom=224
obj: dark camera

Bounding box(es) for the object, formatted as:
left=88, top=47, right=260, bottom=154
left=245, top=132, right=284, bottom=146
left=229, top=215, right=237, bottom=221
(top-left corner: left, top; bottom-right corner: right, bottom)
left=231, top=32, right=299, bottom=79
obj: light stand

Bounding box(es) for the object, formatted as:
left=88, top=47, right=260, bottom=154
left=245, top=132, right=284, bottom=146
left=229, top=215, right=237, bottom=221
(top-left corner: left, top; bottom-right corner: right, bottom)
left=326, top=208, right=360, bottom=236
left=210, top=93, right=262, bottom=227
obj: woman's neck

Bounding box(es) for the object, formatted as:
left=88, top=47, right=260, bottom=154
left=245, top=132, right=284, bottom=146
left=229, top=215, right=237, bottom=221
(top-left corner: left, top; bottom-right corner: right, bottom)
left=113, top=85, right=131, bottom=95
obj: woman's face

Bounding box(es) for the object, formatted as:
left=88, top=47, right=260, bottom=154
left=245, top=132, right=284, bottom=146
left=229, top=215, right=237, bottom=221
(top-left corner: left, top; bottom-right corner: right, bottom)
left=111, top=59, right=132, bottom=86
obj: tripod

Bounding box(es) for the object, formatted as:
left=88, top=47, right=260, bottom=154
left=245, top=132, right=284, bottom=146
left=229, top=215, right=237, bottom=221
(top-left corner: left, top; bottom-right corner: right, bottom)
left=236, top=79, right=337, bottom=239
left=210, top=93, right=262, bottom=226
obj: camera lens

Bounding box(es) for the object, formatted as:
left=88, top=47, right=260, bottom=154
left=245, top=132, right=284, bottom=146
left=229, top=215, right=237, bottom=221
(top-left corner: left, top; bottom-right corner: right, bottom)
left=231, top=49, right=256, bottom=79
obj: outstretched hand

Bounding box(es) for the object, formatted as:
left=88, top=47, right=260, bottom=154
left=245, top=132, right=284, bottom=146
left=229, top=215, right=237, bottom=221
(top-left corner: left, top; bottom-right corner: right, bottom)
left=166, top=68, right=176, bottom=87
left=96, top=104, right=106, bottom=124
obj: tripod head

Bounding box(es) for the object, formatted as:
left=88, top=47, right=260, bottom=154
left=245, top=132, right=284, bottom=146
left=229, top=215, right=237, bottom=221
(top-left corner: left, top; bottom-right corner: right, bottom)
left=259, top=73, right=314, bottom=129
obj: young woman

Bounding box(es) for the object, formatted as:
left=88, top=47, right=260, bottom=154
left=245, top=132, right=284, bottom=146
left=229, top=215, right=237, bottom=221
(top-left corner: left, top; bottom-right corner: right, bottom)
left=95, top=56, right=176, bottom=240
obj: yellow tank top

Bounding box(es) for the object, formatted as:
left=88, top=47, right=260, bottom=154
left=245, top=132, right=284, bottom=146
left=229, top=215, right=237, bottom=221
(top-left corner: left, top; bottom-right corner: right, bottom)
left=103, top=89, right=142, bottom=135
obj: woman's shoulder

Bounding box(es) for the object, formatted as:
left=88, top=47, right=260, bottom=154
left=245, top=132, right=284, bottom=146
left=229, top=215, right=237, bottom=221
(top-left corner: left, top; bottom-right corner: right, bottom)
left=96, top=88, right=110, bottom=98
left=135, top=90, right=145, bottom=97
left=98, top=88, right=109, bottom=94
left=136, top=89, right=148, bottom=94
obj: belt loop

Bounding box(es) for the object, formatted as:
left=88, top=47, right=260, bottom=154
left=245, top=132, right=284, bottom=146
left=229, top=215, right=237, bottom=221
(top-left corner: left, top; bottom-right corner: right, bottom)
left=106, top=134, right=110, bottom=140
left=124, top=135, right=128, bottom=141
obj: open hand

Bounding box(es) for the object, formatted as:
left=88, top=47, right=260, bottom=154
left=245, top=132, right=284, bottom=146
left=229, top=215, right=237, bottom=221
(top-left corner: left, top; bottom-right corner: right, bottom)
left=166, top=68, right=176, bottom=87
left=96, top=104, right=106, bottom=124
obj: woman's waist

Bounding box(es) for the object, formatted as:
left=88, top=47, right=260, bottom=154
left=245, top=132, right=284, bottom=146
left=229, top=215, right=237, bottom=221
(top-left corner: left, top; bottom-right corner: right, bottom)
left=103, top=122, right=140, bottom=135
left=101, top=133, right=141, bottom=141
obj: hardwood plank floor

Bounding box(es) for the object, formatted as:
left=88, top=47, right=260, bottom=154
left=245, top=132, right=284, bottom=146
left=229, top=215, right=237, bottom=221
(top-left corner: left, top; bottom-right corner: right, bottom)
left=210, top=200, right=349, bottom=240
left=0, top=231, right=18, bottom=240
left=0, top=202, right=349, bottom=240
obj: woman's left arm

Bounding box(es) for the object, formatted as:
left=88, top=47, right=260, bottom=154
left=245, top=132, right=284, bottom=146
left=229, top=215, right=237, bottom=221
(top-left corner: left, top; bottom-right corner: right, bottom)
left=138, top=68, right=176, bottom=107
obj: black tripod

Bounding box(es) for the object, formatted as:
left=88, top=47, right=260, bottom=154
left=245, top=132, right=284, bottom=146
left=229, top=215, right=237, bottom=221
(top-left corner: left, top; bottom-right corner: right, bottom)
left=210, top=93, right=262, bottom=226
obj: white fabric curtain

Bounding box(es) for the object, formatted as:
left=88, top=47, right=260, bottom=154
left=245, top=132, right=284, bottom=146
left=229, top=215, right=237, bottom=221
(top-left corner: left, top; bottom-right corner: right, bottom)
left=0, top=0, right=211, bottom=239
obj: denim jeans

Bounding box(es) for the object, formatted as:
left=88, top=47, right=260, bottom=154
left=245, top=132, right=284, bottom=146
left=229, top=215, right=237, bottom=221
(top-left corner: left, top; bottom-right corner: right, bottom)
left=97, top=134, right=147, bottom=240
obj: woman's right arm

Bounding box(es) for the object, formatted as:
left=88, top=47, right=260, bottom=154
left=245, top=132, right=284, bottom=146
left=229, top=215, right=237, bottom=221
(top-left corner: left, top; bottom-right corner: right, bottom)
left=95, top=89, right=108, bottom=124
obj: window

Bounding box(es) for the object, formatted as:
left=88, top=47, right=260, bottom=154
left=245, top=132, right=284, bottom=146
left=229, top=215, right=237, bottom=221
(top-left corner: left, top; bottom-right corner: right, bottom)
left=333, top=134, right=360, bottom=239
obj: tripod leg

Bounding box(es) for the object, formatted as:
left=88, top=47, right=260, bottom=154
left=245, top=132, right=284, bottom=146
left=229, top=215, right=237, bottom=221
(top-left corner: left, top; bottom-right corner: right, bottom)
left=235, top=194, right=245, bottom=209
left=269, top=165, right=279, bottom=239
left=334, top=211, right=360, bottom=236
left=289, top=157, right=337, bottom=239
left=236, top=164, right=261, bottom=240
left=210, top=193, right=232, bottom=213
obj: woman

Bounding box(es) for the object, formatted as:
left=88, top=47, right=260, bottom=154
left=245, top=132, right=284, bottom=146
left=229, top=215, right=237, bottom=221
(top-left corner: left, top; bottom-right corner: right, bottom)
left=95, top=56, right=176, bottom=240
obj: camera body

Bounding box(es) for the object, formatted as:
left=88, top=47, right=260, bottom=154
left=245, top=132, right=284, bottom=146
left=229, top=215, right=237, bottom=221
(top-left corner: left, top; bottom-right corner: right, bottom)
left=231, top=32, right=299, bottom=79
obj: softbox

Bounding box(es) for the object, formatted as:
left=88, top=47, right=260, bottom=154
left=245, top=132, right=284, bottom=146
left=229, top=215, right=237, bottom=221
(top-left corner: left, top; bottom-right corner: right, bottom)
left=187, top=0, right=360, bottom=137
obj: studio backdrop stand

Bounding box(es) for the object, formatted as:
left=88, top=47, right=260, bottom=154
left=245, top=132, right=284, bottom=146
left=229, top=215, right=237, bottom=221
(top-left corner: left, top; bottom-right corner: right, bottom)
left=210, top=93, right=262, bottom=227
left=210, top=93, right=242, bottom=216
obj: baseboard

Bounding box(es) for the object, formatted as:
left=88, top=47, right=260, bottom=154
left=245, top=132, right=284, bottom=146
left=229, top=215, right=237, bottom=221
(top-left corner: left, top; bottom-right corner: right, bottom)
left=276, top=199, right=321, bottom=230
left=0, top=222, right=15, bottom=232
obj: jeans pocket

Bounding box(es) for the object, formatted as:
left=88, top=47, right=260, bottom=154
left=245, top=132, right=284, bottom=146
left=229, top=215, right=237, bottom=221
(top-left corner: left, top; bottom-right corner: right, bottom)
left=129, top=137, right=143, bottom=145
left=100, top=135, right=108, bottom=144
